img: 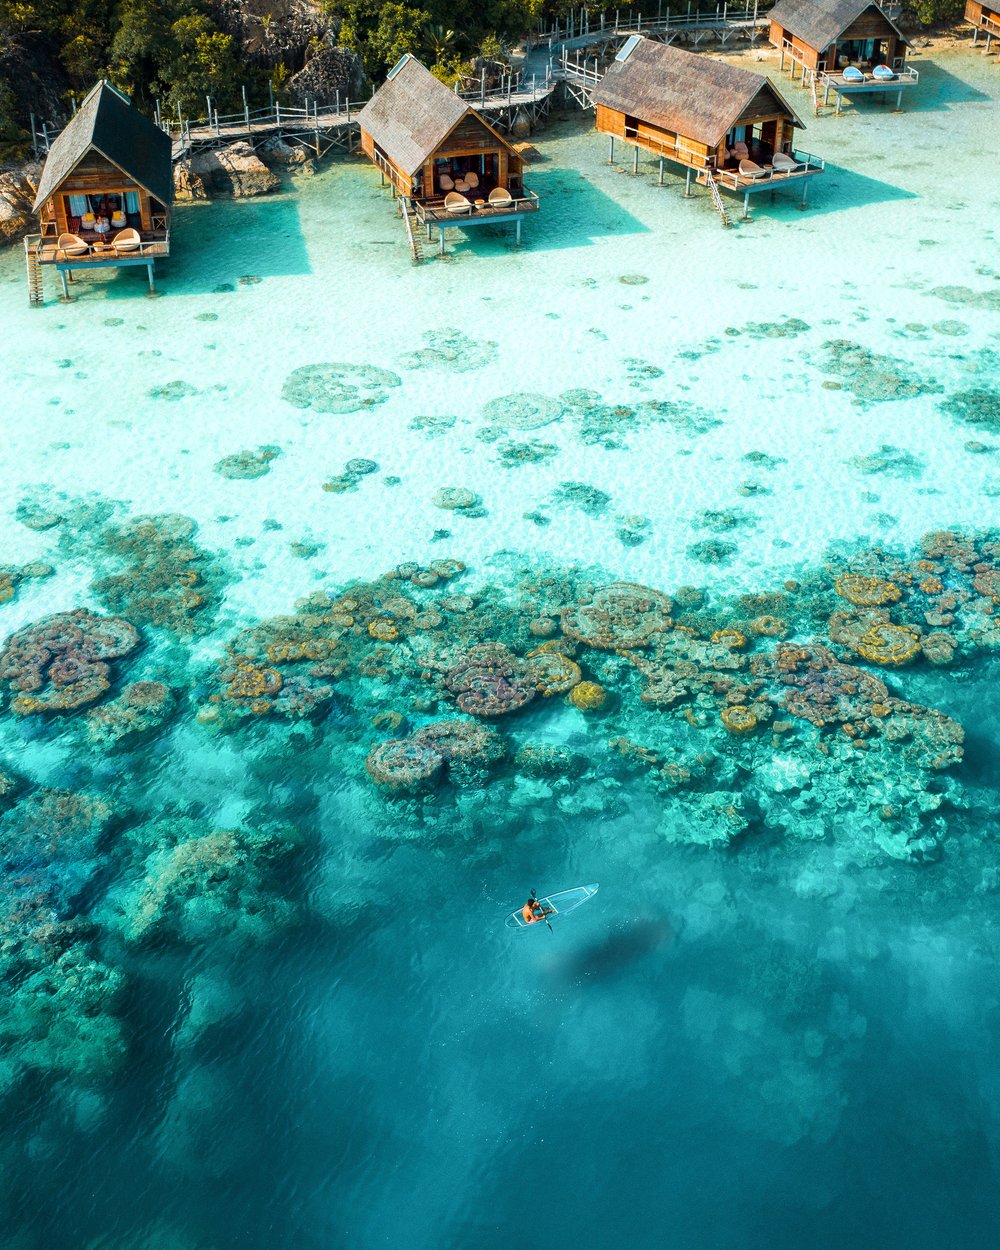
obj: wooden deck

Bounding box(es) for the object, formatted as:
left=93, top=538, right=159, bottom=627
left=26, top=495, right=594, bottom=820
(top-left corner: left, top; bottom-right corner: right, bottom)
left=24, top=231, right=169, bottom=302
left=414, top=192, right=541, bottom=225
left=28, top=234, right=170, bottom=265
left=412, top=191, right=540, bottom=253
left=776, top=40, right=920, bottom=111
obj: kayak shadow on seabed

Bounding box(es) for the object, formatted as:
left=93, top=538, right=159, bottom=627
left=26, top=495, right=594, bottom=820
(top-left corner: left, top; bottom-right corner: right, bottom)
left=540, top=917, right=677, bottom=986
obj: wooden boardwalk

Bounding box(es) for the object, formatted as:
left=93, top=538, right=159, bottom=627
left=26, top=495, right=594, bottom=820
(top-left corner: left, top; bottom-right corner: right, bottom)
left=167, top=80, right=559, bottom=164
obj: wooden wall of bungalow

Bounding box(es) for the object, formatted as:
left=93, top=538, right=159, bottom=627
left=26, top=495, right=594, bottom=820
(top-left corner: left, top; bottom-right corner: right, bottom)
left=361, top=112, right=524, bottom=201
left=596, top=85, right=796, bottom=172
left=966, top=0, right=1000, bottom=29
left=38, top=150, right=168, bottom=235
left=769, top=9, right=906, bottom=70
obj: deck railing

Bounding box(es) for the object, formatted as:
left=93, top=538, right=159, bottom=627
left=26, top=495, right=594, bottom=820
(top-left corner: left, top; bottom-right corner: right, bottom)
left=778, top=37, right=918, bottom=86
left=710, top=148, right=824, bottom=189
left=529, top=3, right=770, bottom=50
left=26, top=230, right=171, bottom=263
left=413, top=190, right=541, bottom=224
left=621, top=124, right=713, bottom=167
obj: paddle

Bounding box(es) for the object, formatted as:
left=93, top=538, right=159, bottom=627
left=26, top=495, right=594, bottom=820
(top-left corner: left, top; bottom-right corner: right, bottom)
left=531, top=888, right=554, bottom=934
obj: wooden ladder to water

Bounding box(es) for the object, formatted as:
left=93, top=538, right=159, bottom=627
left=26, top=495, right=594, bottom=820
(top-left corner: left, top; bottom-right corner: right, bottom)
left=704, top=171, right=731, bottom=228
left=810, top=71, right=822, bottom=115
left=399, top=197, right=424, bottom=264
left=25, top=242, right=43, bottom=305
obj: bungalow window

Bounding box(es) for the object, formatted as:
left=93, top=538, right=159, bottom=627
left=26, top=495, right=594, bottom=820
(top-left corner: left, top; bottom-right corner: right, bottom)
left=836, top=38, right=882, bottom=66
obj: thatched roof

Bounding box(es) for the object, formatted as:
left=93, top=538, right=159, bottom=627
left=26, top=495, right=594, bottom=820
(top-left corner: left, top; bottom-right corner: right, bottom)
left=356, top=55, right=470, bottom=177
left=767, top=0, right=908, bottom=51
left=33, top=81, right=173, bottom=211
left=591, top=39, right=804, bottom=149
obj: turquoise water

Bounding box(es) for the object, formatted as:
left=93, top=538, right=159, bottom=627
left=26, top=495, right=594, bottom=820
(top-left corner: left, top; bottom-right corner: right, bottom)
left=0, top=46, right=999, bottom=1249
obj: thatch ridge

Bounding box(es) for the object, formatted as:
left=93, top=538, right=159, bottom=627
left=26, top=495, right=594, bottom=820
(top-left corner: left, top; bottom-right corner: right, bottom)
left=591, top=39, right=805, bottom=149
left=33, top=81, right=173, bottom=212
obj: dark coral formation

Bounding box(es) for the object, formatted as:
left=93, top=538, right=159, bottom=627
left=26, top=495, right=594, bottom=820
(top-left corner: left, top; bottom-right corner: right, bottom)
left=91, top=514, right=227, bottom=636
left=0, top=609, right=139, bottom=715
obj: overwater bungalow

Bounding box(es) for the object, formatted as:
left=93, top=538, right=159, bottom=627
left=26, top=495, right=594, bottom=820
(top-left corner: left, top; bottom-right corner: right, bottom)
left=591, top=37, right=824, bottom=222
left=768, top=0, right=918, bottom=109
left=357, top=54, right=539, bottom=255
left=27, top=81, right=172, bottom=300
left=966, top=0, right=1000, bottom=52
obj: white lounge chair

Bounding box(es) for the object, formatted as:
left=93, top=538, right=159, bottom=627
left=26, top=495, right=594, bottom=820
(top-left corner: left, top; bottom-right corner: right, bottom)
left=843, top=65, right=866, bottom=82
left=444, top=192, right=472, bottom=214
left=488, top=186, right=513, bottom=207
left=57, top=232, right=89, bottom=257
left=739, top=159, right=770, bottom=180
left=872, top=63, right=896, bottom=80
left=771, top=152, right=802, bottom=173
left=112, top=227, right=142, bottom=254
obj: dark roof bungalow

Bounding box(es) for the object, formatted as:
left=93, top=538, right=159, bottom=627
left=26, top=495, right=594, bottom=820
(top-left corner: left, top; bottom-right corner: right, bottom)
left=356, top=55, right=539, bottom=254
left=29, top=81, right=172, bottom=299
left=592, top=37, right=824, bottom=220
left=768, top=0, right=914, bottom=86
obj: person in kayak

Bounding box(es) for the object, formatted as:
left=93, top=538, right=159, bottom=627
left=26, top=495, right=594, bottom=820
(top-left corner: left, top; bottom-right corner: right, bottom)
left=522, top=895, right=554, bottom=924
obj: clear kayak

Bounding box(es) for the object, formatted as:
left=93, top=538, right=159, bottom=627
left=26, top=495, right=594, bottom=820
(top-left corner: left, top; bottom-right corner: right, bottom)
left=505, top=883, right=600, bottom=929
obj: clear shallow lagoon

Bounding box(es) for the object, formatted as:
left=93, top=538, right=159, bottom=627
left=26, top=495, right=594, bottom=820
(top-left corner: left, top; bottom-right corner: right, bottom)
left=0, top=46, right=999, bottom=1250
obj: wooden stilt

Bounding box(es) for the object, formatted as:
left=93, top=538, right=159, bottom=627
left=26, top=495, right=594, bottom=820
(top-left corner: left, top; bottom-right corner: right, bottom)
left=516, top=218, right=522, bottom=246
left=439, top=226, right=445, bottom=256
left=658, top=157, right=664, bottom=185
left=743, top=190, right=751, bottom=219
left=609, top=135, right=615, bottom=164
left=632, top=145, right=639, bottom=175
left=685, top=166, right=692, bottom=196
left=147, top=262, right=155, bottom=291
left=60, top=270, right=68, bottom=299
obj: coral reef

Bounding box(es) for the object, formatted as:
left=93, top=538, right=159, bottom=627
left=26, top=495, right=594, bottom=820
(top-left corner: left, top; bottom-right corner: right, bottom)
left=0, top=610, right=139, bottom=715
left=481, top=392, right=563, bottom=430
left=104, top=817, right=302, bottom=946
left=445, top=642, right=535, bottom=717
left=562, top=583, right=671, bottom=650
left=281, top=362, right=401, bottom=414
left=401, top=328, right=497, bottom=372
left=84, top=681, right=175, bottom=750
left=366, top=718, right=505, bottom=789
left=91, top=513, right=227, bottom=636
left=820, top=340, right=941, bottom=404
left=214, top=446, right=281, bottom=480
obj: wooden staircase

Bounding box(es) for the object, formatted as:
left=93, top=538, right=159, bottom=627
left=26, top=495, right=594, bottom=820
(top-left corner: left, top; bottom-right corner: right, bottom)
left=399, top=197, right=424, bottom=264
left=704, top=170, right=732, bottom=228
left=24, top=239, right=43, bottom=304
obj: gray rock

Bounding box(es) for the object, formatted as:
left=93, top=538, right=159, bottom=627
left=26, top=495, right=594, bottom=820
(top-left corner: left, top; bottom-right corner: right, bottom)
left=258, top=137, right=308, bottom=167
left=288, top=46, right=366, bottom=105
left=189, top=142, right=280, bottom=197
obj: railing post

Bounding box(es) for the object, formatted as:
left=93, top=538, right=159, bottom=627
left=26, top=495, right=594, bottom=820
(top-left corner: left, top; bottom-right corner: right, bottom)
left=30, top=113, right=37, bottom=156
left=205, top=95, right=212, bottom=127
left=42, top=122, right=50, bottom=152
left=276, top=101, right=281, bottom=126
left=243, top=85, right=250, bottom=138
